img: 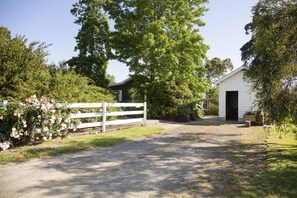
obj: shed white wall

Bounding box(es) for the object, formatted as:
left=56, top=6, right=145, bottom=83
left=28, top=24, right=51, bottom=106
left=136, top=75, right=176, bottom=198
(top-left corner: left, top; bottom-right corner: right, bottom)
left=218, top=70, right=257, bottom=122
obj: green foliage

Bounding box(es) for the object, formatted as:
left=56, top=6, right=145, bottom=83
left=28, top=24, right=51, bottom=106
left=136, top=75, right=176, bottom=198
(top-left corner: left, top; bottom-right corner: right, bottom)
left=107, top=0, right=209, bottom=117
left=0, top=27, right=51, bottom=100
left=68, top=0, right=110, bottom=88
left=48, top=70, right=115, bottom=103
left=208, top=104, right=218, bottom=115
left=244, top=111, right=256, bottom=115
left=131, top=80, right=205, bottom=118
left=193, top=106, right=204, bottom=118
left=208, top=86, right=219, bottom=106
left=107, top=74, right=116, bottom=85
left=205, top=57, right=233, bottom=83
left=241, top=0, right=297, bottom=127
left=0, top=26, right=115, bottom=103
left=261, top=127, right=297, bottom=197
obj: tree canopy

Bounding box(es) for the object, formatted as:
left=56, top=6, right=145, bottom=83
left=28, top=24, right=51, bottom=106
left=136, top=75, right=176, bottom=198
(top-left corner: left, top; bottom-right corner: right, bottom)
left=106, top=0, right=209, bottom=117
left=0, top=26, right=114, bottom=103
left=241, top=0, right=297, bottom=126
left=68, top=0, right=110, bottom=88
left=0, top=27, right=51, bottom=100
left=204, top=57, right=233, bottom=84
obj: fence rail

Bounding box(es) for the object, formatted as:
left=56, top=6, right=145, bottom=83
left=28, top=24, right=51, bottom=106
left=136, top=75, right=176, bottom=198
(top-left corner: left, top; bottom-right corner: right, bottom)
left=1, top=101, right=147, bottom=133
left=67, top=102, right=147, bottom=132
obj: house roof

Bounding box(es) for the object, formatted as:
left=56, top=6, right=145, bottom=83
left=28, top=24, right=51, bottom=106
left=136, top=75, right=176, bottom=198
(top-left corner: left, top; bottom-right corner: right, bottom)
left=109, top=77, right=132, bottom=87
left=215, top=66, right=246, bottom=85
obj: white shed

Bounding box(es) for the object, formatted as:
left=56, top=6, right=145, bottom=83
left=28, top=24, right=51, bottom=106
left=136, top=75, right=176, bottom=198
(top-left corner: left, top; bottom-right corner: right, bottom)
left=216, top=66, right=257, bottom=122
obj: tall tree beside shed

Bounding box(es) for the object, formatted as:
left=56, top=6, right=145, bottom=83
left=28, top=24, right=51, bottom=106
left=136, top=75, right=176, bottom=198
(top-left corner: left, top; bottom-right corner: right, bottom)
left=241, top=0, right=297, bottom=127
left=205, top=57, right=233, bottom=84
left=68, top=0, right=110, bottom=88
left=106, top=0, right=209, bottom=117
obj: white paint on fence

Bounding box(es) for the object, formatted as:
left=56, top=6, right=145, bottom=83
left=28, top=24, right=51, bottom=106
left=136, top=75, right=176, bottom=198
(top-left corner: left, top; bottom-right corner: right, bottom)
left=0, top=101, right=147, bottom=133
left=66, top=103, right=103, bottom=108
left=67, top=101, right=147, bottom=132
left=69, top=112, right=103, bottom=119
left=107, top=103, right=144, bottom=108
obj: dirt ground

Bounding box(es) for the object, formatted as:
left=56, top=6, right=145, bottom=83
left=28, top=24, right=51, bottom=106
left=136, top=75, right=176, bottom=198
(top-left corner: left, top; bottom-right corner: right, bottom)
left=0, top=117, right=267, bottom=198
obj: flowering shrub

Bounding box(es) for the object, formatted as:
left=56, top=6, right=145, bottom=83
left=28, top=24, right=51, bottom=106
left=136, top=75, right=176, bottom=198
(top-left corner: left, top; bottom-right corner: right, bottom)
left=0, top=95, right=79, bottom=151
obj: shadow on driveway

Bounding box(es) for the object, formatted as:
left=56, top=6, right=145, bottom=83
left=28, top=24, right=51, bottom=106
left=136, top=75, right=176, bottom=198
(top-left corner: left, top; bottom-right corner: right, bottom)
left=0, top=120, right=272, bottom=198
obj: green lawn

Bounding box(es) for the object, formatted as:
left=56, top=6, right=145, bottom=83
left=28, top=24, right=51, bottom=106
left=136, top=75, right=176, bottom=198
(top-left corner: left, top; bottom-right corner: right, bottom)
left=234, top=128, right=297, bottom=197
left=193, top=127, right=297, bottom=197
left=264, top=129, right=297, bottom=197
left=0, top=126, right=165, bottom=164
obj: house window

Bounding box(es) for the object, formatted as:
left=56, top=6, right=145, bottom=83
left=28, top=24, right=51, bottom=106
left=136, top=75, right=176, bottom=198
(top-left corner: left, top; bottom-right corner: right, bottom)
left=118, top=90, right=123, bottom=102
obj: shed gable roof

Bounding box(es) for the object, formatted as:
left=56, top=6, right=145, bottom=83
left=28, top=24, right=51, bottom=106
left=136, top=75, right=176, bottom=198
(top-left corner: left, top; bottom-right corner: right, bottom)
left=109, top=77, right=132, bottom=87
left=215, top=66, right=246, bottom=85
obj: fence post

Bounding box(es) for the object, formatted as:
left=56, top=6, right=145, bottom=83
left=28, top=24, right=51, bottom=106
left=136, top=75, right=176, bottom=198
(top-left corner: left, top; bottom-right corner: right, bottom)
left=102, top=102, right=107, bottom=132
left=143, top=102, right=147, bottom=126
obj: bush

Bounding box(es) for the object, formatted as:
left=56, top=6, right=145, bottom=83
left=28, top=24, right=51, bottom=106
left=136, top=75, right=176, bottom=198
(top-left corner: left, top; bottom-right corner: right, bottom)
left=130, top=80, right=203, bottom=119
left=193, top=105, right=204, bottom=118
left=0, top=95, right=79, bottom=150
left=48, top=70, right=115, bottom=103
left=0, top=27, right=115, bottom=103
left=244, top=111, right=256, bottom=115
left=208, top=104, right=219, bottom=115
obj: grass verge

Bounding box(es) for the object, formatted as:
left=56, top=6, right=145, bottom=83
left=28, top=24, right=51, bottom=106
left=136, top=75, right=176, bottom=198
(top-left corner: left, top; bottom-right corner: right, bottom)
left=193, top=126, right=297, bottom=197
left=0, top=126, right=165, bottom=164
left=230, top=128, right=297, bottom=197
left=264, top=129, right=297, bottom=197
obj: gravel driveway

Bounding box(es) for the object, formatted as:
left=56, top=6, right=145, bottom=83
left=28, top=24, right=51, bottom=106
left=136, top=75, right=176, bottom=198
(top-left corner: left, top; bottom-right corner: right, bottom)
left=0, top=118, right=266, bottom=198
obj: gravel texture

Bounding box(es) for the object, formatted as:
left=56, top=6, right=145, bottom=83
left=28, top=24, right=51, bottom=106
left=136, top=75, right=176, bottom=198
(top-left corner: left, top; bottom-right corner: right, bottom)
left=0, top=118, right=260, bottom=198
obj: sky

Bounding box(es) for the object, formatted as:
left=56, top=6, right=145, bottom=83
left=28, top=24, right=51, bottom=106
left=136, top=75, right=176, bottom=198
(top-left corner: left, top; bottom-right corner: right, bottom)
left=0, top=0, right=258, bottom=82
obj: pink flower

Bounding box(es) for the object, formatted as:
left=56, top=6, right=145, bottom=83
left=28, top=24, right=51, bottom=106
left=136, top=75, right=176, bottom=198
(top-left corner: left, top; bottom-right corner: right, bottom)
left=40, top=103, right=47, bottom=111
left=22, top=120, right=27, bottom=128
left=35, top=128, right=42, bottom=134
left=10, top=128, right=20, bottom=139
left=47, top=103, right=53, bottom=109
left=43, top=126, right=49, bottom=132
left=60, top=123, right=67, bottom=131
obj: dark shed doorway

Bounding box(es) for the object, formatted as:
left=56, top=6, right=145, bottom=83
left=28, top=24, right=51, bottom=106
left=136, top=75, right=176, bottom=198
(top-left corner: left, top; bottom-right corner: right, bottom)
left=226, top=91, right=238, bottom=120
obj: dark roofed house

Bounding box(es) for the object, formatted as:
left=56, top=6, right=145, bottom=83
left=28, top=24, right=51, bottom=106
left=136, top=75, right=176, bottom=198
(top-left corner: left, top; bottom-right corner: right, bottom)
left=109, top=77, right=133, bottom=102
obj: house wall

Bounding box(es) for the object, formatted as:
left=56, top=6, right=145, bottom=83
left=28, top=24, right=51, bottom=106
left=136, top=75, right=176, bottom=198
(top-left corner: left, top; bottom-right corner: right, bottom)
left=109, top=80, right=134, bottom=102
left=218, top=70, right=257, bottom=122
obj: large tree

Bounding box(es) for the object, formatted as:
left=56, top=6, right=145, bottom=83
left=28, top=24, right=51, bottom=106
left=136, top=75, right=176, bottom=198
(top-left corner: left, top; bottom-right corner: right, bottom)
left=0, top=27, right=51, bottom=100
left=205, top=57, right=233, bottom=84
left=241, top=0, right=297, bottom=126
left=68, top=0, right=110, bottom=88
left=106, top=0, right=209, bottom=117
left=0, top=26, right=115, bottom=103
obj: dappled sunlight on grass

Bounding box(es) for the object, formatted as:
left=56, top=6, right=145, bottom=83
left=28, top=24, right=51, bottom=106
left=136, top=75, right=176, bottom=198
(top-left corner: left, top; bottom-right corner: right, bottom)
left=264, top=129, right=297, bottom=197
left=0, top=126, right=164, bottom=164
left=193, top=127, right=297, bottom=197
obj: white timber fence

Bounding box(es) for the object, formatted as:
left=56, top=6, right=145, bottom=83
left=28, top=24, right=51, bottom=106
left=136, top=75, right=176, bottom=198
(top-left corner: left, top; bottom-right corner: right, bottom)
left=68, top=102, right=147, bottom=132
left=1, top=101, right=147, bottom=133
